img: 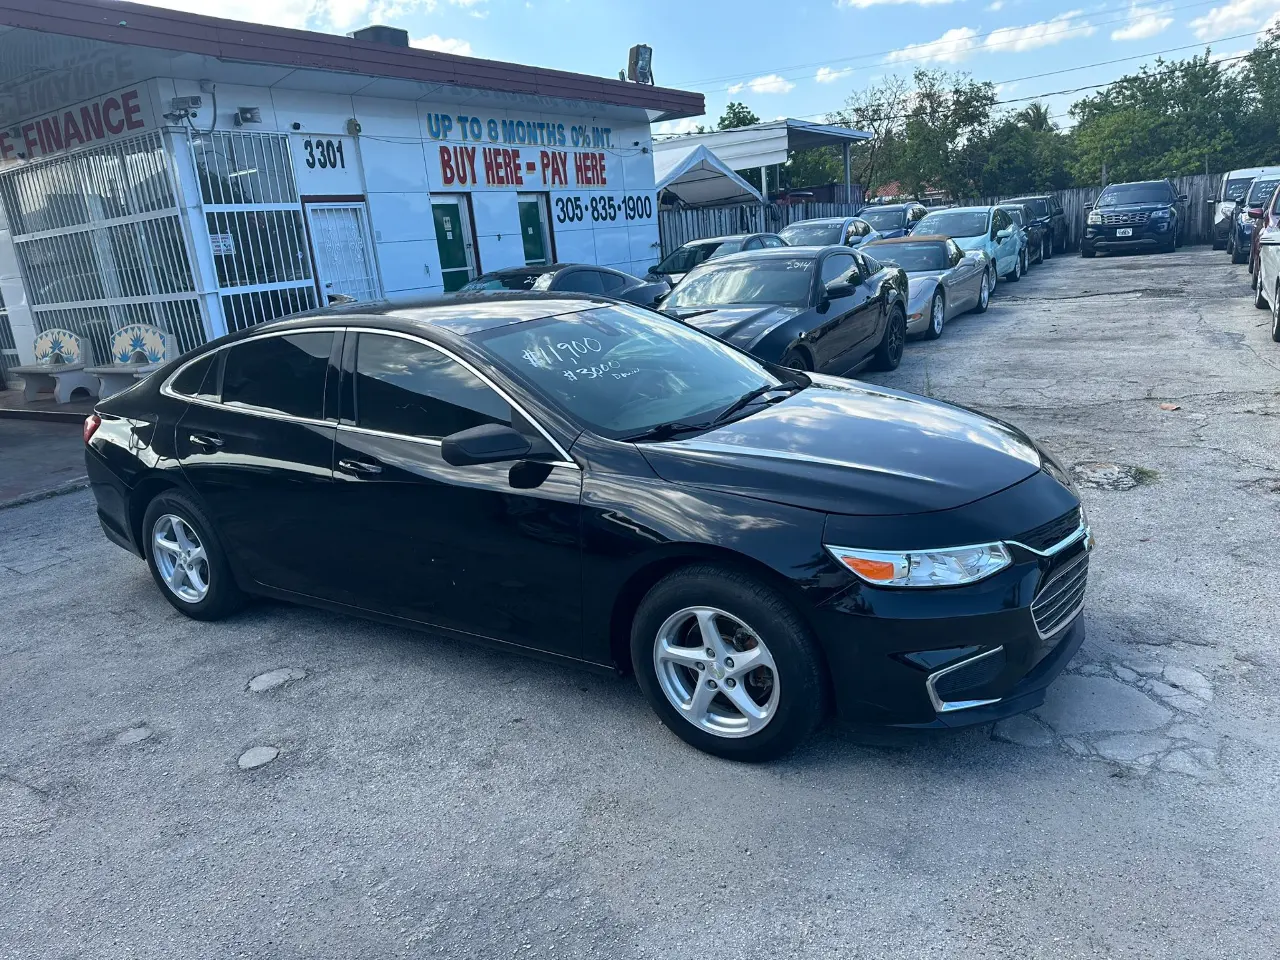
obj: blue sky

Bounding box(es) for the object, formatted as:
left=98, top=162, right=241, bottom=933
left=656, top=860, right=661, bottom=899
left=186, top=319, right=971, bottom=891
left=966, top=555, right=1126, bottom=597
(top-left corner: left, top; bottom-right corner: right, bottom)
left=147, top=0, right=1280, bottom=131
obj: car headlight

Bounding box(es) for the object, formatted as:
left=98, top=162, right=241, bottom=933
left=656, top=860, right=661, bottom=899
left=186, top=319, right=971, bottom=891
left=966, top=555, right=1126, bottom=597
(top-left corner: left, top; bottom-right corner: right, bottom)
left=1150, top=208, right=1171, bottom=220
left=826, top=542, right=1012, bottom=588
left=1087, top=210, right=1102, bottom=224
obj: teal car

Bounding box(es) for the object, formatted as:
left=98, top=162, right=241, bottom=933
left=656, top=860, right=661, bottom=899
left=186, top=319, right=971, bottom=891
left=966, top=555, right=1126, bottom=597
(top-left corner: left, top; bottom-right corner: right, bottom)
left=912, top=205, right=1025, bottom=282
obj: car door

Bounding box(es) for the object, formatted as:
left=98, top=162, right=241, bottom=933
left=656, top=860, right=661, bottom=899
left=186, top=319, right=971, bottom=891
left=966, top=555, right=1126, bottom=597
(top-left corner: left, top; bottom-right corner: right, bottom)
left=174, top=328, right=339, bottom=596
left=328, top=329, right=583, bottom=657
left=816, top=250, right=881, bottom=367
left=993, top=208, right=1017, bottom=274
left=946, top=239, right=980, bottom=310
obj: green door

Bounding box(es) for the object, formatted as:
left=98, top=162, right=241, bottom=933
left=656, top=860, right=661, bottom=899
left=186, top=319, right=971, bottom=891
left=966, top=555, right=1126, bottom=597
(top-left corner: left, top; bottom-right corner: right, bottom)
left=518, top=197, right=549, bottom=265
left=432, top=200, right=474, bottom=292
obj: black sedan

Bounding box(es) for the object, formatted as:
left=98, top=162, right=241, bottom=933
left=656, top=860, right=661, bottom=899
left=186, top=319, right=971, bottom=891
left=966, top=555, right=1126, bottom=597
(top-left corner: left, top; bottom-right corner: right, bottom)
left=461, top=263, right=669, bottom=307
left=660, top=246, right=909, bottom=374
left=85, top=294, right=1090, bottom=761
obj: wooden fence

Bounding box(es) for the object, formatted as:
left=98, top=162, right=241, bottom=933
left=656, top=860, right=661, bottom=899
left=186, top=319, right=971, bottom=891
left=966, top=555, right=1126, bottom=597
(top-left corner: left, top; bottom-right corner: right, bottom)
left=657, top=173, right=1226, bottom=256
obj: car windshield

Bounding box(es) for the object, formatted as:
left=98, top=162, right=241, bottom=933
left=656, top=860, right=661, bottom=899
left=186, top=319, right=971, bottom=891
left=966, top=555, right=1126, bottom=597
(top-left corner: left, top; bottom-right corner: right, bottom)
left=472, top=303, right=786, bottom=438
left=858, top=208, right=906, bottom=231
left=1246, top=178, right=1280, bottom=206
left=914, top=211, right=990, bottom=238
left=1000, top=207, right=1026, bottom=226
left=1013, top=198, right=1050, bottom=217
left=866, top=242, right=947, bottom=272
left=1225, top=177, right=1254, bottom=201
left=663, top=257, right=815, bottom=309
left=778, top=222, right=844, bottom=246
left=461, top=271, right=549, bottom=292
left=655, top=241, right=727, bottom=274
left=1096, top=183, right=1174, bottom=206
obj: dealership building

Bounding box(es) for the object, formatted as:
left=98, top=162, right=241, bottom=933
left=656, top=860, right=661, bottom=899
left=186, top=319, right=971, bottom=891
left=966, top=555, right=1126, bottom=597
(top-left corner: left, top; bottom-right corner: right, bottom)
left=0, top=0, right=702, bottom=372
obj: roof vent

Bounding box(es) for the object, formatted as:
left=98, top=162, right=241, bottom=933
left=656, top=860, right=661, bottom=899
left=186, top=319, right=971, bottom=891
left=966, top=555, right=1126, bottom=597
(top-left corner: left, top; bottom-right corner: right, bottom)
left=349, top=25, right=409, bottom=47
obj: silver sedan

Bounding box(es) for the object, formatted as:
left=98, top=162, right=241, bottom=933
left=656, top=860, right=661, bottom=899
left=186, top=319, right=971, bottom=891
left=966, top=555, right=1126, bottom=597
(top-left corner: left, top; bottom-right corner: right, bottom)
left=865, top=236, right=993, bottom=339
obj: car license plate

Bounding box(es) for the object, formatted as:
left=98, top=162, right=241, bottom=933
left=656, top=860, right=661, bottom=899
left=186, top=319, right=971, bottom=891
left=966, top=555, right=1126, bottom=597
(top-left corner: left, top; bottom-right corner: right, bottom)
left=1116, top=227, right=1133, bottom=237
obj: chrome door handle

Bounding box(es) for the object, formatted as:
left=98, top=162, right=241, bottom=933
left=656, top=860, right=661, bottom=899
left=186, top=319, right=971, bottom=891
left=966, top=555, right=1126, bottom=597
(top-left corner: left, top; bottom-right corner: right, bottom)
left=338, top=458, right=382, bottom=475
left=188, top=433, right=223, bottom=448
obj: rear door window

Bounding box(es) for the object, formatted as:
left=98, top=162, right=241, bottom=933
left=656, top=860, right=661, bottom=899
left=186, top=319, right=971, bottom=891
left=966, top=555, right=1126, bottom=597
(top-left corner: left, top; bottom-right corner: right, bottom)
left=170, top=352, right=218, bottom=399
left=353, top=333, right=510, bottom=440
left=597, top=271, right=627, bottom=292
left=221, top=332, right=333, bottom=420
left=555, top=270, right=606, bottom=294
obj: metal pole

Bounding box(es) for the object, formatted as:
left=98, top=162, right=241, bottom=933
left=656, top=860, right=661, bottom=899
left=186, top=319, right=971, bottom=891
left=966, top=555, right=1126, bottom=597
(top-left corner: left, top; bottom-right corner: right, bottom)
left=760, top=165, right=768, bottom=201
left=842, top=142, right=851, bottom=204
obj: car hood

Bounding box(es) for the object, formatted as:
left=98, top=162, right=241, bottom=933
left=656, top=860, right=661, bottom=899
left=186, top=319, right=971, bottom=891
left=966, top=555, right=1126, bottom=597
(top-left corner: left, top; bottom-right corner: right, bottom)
left=638, top=375, right=1043, bottom=516
left=661, top=304, right=804, bottom=347
left=1095, top=202, right=1171, bottom=214
left=953, top=235, right=988, bottom=252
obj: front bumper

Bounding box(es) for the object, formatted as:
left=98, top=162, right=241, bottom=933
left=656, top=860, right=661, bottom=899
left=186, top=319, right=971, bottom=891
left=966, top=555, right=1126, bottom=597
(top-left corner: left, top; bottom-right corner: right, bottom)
left=1082, top=220, right=1174, bottom=252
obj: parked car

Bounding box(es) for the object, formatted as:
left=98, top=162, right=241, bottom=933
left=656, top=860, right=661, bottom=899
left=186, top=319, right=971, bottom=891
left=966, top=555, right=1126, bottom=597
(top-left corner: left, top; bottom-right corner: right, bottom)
left=660, top=245, right=908, bottom=373
left=1003, top=195, right=1068, bottom=256
left=461, top=263, right=670, bottom=307
left=646, top=234, right=786, bottom=287
left=1253, top=226, right=1280, bottom=342
left=1210, top=167, right=1279, bottom=250
left=84, top=293, right=1091, bottom=761
left=1081, top=179, right=1186, bottom=257
left=778, top=216, right=881, bottom=249
left=864, top=236, right=991, bottom=340
left=1229, top=174, right=1280, bottom=265
left=1249, top=178, right=1280, bottom=284
left=913, top=205, right=1024, bottom=281
left=857, top=202, right=930, bottom=239
left=998, top=203, right=1047, bottom=266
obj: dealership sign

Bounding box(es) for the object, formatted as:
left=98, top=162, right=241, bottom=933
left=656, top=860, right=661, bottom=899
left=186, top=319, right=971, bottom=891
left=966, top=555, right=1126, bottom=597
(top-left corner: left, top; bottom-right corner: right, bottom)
left=0, top=86, right=153, bottom=164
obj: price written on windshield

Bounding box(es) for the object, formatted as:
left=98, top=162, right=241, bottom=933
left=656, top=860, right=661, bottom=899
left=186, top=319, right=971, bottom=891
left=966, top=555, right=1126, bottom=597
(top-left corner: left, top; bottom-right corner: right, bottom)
left=521, top=337, right=603, bottom=370
left=554, top=194, right=654, bottom=224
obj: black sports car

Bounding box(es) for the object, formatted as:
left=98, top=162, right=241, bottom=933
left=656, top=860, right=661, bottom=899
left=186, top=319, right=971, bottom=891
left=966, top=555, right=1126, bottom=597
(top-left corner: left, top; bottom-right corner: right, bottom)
left=461, top=263, right=669, bottom=307
left=660, top=246, right=909, bottom=374
left=85, top=294, right=1090, bottom=761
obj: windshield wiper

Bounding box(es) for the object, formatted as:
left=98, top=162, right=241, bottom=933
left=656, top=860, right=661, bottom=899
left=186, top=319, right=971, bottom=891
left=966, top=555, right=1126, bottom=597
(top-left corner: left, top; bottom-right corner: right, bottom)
left=619, top=419, right=717, bottom=443
left=711, top=378, right=805, bottom=426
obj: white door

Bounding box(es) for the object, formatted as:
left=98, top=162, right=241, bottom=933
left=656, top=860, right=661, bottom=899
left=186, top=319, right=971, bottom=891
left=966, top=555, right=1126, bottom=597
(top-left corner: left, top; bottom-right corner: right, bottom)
left=304, top=202, right=382, bottom=304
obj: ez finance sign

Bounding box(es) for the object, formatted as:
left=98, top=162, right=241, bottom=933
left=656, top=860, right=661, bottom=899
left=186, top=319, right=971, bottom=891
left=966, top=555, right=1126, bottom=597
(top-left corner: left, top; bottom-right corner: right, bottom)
left=426, top=111, right=613, bottom=190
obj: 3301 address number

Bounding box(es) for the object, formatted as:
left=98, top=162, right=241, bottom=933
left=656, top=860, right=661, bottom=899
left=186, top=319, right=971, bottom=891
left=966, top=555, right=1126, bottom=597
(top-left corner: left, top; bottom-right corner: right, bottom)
left=303, top=138, right=346, bottom=170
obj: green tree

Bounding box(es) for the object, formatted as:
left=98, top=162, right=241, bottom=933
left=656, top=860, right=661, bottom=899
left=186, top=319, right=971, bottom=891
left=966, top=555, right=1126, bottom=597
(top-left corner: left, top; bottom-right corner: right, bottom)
left=895, top=70, right=998, bottom=199
left=718, top=102, right=760, bottom=130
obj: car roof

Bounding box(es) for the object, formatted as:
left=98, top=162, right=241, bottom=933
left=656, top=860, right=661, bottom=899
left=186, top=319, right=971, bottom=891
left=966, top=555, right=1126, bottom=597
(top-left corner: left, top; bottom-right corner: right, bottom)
left=1227, top=167, right=1280, bottom=178
left=1101, top=180, right=1171, bottom=188
left=865, top=235, right=950, bottom=245
left=1004, top=195, right=1051, bottom=202
left=781, top=217, right=852, bottom=227
left=697, top=245, right=835, bottom=264
left=923, top=205, right=992, bottom=214
left=684, top=234, right=749, bottom=245
left=864, top=202, right=916, bottom=211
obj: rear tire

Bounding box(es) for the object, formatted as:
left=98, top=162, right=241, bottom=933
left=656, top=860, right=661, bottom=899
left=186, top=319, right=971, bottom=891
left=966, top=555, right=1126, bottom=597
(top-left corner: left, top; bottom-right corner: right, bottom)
left=1041, top=236, right=1051, bottom=262
left=1272, top=285, right=1280, bottom=342
left=142, top=490, right=246, bottom=621
left=1232, top=241, right=1248, bottom=264
left=630, top=564, right=828, bottom=762
left=1256, top=277, right=1269, bottom=309
left=871, top=304, right=907, bottom=371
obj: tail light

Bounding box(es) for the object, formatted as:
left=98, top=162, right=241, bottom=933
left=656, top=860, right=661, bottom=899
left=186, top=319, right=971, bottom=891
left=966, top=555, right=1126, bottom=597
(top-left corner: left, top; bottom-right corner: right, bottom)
left=83, top=414, right=101, bottom=444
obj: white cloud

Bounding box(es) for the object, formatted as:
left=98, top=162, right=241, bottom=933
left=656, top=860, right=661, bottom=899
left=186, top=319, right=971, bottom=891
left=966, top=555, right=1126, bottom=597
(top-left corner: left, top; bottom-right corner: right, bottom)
left=653, top=117, right=703, bottom=136
left=412, top=33, right=473, bottom=55
left=137, top=0, right=441, bottom=33
left=816, top=66, right=854, bottom=83
left=727, top=82, right=745, bottom=95
left=886, top=11, right=1095, bottom=64
left=986, top=0, right=1004, bottom=9
left=1190, top=0, right=1280, bottom=41
left=1111, top=3, right=1174, bottom=40
left=746, top=74, right=796, bottom=94
left=837, top=0, right=956, bottom=6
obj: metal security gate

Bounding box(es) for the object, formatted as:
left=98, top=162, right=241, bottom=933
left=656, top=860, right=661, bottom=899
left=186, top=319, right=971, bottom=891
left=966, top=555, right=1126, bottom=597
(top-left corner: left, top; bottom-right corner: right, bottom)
left=0, top=288, right=17, bottom=380
left=189, top=131, right=317, bottom=332
left=0, top=131, right=207, bottom=363
left=303, top=202, right=381, bottom=304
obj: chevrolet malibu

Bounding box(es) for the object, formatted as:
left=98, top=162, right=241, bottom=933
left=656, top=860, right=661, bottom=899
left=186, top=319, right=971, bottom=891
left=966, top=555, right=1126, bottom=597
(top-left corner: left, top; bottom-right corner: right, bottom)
left=84, top=294, right=1091, bottom=761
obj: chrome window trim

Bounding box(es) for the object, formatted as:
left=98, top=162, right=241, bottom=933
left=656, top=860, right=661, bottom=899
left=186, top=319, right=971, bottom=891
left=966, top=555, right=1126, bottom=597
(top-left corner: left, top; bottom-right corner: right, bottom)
left=334, top=421, right=577, bottom=470
left=925, top=646, right=1005, bottom=714
left=347, top=328, right=577, bottom=467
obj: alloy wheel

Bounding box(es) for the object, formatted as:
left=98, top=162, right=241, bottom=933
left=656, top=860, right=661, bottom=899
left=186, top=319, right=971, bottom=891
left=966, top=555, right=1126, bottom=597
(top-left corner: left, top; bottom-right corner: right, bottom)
left=930, top=292, right=944, bottom=336
left=152, top=514, right=210, bottom=603
left=889, top=310, right=905, bottom=363
left=653, top=606, right=780, bottom=738
left=980, top=271, right=991, bottom=308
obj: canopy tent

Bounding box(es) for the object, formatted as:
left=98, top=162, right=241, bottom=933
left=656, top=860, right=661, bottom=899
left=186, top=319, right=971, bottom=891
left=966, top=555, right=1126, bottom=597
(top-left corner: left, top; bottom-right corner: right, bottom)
left=654, top=144, right=763, bottom=206
left=653, top=119, right=873, bottom=201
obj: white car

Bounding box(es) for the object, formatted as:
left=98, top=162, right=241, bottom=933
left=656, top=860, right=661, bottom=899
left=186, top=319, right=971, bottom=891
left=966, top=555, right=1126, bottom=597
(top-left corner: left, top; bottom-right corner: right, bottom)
left=1251, top=225, right=1280, bottom=342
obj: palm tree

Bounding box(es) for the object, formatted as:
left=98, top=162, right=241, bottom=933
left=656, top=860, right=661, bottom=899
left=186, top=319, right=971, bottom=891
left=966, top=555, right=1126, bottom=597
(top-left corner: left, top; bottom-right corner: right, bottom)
left=1017, top=102, right=1055, bottom=133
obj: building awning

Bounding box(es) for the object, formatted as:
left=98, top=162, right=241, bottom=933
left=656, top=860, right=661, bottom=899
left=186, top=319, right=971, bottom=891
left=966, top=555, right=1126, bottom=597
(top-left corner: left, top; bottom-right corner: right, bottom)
left=653, top=119, right=872, bottom=172
left=654, top=144, right=762, bottom=206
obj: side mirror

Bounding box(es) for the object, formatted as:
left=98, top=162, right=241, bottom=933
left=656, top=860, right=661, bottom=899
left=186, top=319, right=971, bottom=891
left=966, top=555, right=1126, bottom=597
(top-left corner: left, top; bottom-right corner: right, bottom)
left=1178, top=194, right=1189, bottom=202
left=996, top=227, right=1013, bottom=240
left=1083, top=203, right=1094, bottom=211
left=823, top=280, right=857, bottom=300
left=441, top=423, right=533, bottom=466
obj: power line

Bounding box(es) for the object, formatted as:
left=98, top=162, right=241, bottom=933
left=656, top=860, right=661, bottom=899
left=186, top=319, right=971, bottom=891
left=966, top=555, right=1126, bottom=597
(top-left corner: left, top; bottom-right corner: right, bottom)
left=667, top=0, right=1226, bottom=88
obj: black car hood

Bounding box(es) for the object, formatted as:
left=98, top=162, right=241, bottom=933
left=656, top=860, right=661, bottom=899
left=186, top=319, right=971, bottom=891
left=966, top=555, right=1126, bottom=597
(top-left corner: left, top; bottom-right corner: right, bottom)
left=662, top=304, right=803, bottom=347
left=638, top=376, right=1043, bottom=516
left=1095, top=202, right=1171, bottom=213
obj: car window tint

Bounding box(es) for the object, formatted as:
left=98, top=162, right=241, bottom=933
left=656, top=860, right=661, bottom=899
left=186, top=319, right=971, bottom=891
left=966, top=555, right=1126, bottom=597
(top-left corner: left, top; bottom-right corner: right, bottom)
left=598, top=271, right=627, bottom=292
left=221, top=332, right=332, bottom=420
left=170, top=353, right=216, bottom=398
left=948, top=240, right=963, bottom=266
left=859, top=252, right=881, bottom=275
left=762, top=236, right=783, bottom=247
left=742, top=238, right=761, bottom=250
left=354, top=333, right=510, bottom=440
left=554, top=270, right=605, bottom=294
left=820, top=253, right=856, bottom=284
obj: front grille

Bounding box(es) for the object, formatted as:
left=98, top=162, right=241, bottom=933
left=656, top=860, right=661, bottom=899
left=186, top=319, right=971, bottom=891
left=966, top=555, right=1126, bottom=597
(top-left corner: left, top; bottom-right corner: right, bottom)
left=1014, top=507, right=1081, bottom=553
left=1031, top=551, right=1089, bottom=638
left=1098, top=211, right=1150, bottom=225
left=933, top=648, right=1006, bottom=702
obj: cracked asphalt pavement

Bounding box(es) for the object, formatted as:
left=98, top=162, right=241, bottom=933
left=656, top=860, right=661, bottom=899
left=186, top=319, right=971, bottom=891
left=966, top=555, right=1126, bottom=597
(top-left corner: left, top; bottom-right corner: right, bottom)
left=2, top=247, right=1278, bottom=958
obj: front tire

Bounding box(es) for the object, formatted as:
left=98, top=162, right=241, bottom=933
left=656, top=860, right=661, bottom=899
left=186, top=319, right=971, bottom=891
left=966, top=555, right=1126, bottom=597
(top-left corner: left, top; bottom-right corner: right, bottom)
left=972, top=268, right=991, bottom=314
left=142, top=490, right=246, bottom=621
left=1257, top=275, right=1270, bottom=309
left=1232, top=238, right=1248, bottom=264
left=871, top=304, right=907, bottom=371
left=1041, top=235, right=1051, bottom=262
left=631, top=564, right=827, bottom=762
left=1081, top=247, right=1096, bottom=259
left=1272, top=284, right=1280, bottom=342
left=924, top=290, right=945, bottom=340
left=1006, top=253, right=1022, bottom=282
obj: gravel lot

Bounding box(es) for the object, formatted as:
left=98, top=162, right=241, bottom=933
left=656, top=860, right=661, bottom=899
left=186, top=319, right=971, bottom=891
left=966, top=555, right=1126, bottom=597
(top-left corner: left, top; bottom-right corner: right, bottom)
left=2, top=247, right=1278, bottom=959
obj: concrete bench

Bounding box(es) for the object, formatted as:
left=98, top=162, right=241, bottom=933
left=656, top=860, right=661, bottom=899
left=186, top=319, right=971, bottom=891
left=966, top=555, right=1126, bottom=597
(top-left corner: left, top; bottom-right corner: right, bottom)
left=86, top=323, right=175, bottom=397
left=7, top=328, right=99, bottom=404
